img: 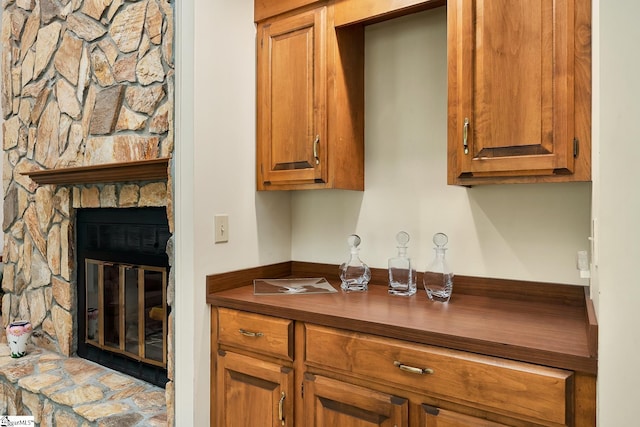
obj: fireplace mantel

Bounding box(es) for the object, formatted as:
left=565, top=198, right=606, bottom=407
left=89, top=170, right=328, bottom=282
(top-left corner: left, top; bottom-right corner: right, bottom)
left=22, top=158, right=170, bottom=185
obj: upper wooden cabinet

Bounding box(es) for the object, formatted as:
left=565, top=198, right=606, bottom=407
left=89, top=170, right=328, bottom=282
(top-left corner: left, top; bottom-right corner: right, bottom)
left=255, top=0, right=591, bottom=188
left=447, top=0, right=592, bottom=185
left=256, top=3, right=365, bottom=190
left=334, top=0, right=445, bottom=26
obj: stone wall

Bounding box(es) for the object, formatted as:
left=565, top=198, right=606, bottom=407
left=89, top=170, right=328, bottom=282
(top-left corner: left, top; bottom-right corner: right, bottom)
left=1, top=0, right=175, bottom=423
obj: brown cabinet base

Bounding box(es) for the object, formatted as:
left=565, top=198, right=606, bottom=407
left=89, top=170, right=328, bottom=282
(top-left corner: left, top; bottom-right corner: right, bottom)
left=211, top=305, right=595, bottom=426
left=208, top=262, right=596, bottom=426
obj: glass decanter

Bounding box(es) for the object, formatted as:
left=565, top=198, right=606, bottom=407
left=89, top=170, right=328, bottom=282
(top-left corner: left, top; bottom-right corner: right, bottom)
left=388, top=231, right=416, bottom=296
left=340, top=234, right=371, bottom=292
left=423, top=232, right=454, bottom=302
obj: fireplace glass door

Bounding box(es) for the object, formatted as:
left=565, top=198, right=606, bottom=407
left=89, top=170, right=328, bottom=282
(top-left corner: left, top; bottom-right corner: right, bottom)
left=85, top=259, right=167, bottom=368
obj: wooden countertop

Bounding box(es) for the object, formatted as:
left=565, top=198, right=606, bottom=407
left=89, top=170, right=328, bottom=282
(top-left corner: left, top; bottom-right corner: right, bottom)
left=207, top=262, right=597, bottom=375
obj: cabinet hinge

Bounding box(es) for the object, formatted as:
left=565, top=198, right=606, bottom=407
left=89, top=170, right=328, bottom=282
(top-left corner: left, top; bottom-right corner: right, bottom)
left=573, top=138, right=579, bottom=158
left=301, top=382, right=304, bottom=398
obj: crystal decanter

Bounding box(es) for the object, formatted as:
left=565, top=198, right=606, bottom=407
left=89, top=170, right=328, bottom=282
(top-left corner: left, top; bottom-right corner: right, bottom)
left=388, top=231, right=416, bottom=296
left=423, top=232, right=454, bottom=302
left=340, top=234, right=371, bottom=292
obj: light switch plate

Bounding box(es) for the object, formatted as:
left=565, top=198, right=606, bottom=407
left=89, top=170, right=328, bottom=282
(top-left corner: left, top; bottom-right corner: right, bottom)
left=214, top=215, right=229, bottom=243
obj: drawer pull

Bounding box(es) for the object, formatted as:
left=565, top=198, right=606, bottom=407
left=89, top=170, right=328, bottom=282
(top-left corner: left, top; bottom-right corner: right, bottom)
left=278, top=392, right=286, bottom=425
left=394, top=360, right=434, bottom=375
left=238, top=328, right=264, bottom=338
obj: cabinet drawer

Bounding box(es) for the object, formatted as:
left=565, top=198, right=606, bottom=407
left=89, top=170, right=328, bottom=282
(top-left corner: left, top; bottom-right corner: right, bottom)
left=305, top=324, right=573, bottom=425
left=218, top=308, right=293, bottom=360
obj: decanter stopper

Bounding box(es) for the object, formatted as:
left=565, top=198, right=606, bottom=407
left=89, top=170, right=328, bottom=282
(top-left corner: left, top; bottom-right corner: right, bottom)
left=340, top=234, right=371, bottom=292
left=388, top=231, right=416, bottom=296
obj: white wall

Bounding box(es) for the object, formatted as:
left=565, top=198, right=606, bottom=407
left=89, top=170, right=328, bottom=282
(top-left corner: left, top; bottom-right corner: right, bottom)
left=176, top=0, right=291, bottom=425
left=292, top=9, right=592, bottom=286
left=175, top=3, right=614, bottom=425
left=174, top=0, right=196, bottom=423
left=192, top=3, right=291, bottom=272
left=592, top=0, right=640, bottom=424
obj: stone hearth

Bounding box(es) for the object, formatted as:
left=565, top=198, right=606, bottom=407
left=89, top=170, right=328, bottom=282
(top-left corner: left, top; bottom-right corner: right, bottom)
left=0, top=344, right=166, bottom=425
left=1, top=0, right=176, bottom=423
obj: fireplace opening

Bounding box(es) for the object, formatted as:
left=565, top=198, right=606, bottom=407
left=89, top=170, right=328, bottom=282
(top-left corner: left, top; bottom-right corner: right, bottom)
left=76, top=207, right=171, bottom=388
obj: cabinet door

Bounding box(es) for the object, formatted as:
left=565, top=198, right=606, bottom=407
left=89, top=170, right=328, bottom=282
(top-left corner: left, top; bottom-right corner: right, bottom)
left=418, top=404, right=509, bottom=427
left=303, top=373, right=408, bottom=427
left=257, top=6, right=327, bottom=189
left=448, top=0, right=575, bottom=183
left=216, top=350, right=294, bottom=427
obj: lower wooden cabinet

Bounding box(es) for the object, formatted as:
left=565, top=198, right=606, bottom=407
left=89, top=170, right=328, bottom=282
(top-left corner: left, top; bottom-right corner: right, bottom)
left=215, top=350, right=294, bottom=427
left=211, top=307, right=595, bottom=426
left=303, top=374, right=408, bottom=426
left=303, top=324, right=572, bottom=425
left=302, top=373, right=514, bottom=427
left=418, top=405, right=509, bottom=427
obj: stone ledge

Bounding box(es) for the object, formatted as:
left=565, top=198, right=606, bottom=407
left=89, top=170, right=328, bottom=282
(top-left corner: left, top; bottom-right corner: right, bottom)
left=0, top=344, right=167, bottom=426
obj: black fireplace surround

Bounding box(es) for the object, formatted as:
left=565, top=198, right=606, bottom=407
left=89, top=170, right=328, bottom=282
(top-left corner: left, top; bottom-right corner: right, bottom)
left=76, top=207, right=171, bottom=387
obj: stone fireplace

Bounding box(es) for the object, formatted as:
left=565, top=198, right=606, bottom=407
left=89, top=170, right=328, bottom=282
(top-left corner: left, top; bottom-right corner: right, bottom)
left=0, top=0, right=176, bottom=424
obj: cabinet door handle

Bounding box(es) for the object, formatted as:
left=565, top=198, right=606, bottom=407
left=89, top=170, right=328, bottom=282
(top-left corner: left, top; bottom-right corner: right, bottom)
left=463, top=118, right=469, bottom=155
left=394, top=360, right=434, bottom=375
left=238, top=328, right=263, bottom=338
left=278, top=392, right=286, bottom=425
left=313, top=135, right=320, bottom=165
